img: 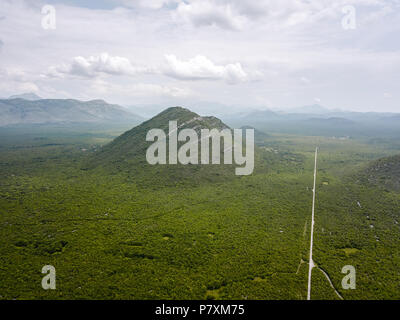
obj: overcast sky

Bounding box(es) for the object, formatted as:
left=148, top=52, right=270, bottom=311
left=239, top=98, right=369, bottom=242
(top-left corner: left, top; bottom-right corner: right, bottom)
left=0, top=0, right=399, bottom=113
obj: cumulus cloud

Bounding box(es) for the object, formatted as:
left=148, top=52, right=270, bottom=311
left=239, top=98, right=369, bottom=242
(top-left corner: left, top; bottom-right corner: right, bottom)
left=47, top=53, right=254, bottom=85
left=164, top=55, right=250, bottom=84
left=47, top=53, right=151, bottom=78
left=175, top=0, right=246, bottom=30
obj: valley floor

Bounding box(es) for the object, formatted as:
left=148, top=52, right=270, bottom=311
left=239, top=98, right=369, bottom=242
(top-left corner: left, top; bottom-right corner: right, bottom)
left=0, top=130, right=399, bottom=299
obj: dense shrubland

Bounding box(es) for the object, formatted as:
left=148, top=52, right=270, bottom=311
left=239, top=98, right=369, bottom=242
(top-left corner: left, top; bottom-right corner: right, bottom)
left=0, top=125, right=399, bottom=299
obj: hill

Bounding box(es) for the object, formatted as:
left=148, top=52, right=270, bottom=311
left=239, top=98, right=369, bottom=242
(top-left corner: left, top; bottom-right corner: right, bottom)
left=88, top=107, right=254, bottom=186
left=360, top=154, right=400, bottom=191
left=0, top=98, right=143, bottom=126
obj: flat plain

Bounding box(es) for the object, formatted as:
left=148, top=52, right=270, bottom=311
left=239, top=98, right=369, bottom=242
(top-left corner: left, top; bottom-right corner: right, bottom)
left=0, top=120, right=399, bottom=300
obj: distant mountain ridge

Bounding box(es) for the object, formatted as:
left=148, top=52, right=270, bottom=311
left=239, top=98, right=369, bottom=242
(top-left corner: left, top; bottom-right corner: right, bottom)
left=283, top=104, right=334, bottom=114
left=0, top=98, right=143, bottom=126
left=223, top=105, right=400, bottom=138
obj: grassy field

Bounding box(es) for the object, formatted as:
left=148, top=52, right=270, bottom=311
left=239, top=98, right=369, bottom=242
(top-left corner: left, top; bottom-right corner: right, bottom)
left=0, top=127, right=400, bottom=300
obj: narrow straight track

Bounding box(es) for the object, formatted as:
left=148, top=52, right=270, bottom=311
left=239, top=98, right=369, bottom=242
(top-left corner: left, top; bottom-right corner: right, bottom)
left=307, top=147, right=318, bottom=300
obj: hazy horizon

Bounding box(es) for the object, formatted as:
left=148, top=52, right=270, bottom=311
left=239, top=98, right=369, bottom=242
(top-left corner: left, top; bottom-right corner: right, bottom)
left=3, top=93, right=398, bottom=117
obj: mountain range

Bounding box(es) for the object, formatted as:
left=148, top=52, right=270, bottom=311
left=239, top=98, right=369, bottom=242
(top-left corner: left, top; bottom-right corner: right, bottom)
left=222, top=105, right=400, bottom=138
left=0, top=97, right=143, bottom=126
left=1, top=95, right=399, bottom=138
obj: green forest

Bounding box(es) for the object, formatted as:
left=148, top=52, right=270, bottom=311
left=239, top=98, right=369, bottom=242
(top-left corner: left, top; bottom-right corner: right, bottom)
left=0, top=114, right=400, bottom=300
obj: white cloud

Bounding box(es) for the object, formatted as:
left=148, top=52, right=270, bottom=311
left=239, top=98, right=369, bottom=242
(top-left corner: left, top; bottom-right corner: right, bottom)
left=175, top=0, right=246, bottom=30
left=164, top=54, right=250, bottom=84
left=0, top=68, right=39, bottom=96
left=45, top=52, right=257, bottom=86
left=47, top=53, right=151, bottom=78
